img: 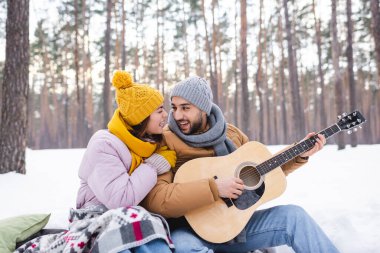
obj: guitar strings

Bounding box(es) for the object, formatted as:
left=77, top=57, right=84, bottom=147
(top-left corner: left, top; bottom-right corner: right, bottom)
left=239, top=167, right=261, bottom=185
left=240, top=170, right=260, bottom=180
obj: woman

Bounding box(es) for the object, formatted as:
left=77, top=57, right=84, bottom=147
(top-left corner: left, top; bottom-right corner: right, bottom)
left=76, top=70, right=176, bottom=253
left=15, top=71, right=175, bottom=253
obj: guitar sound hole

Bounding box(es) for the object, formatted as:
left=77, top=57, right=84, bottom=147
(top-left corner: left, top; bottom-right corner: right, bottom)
left=239, top=165, right=262, bottom=189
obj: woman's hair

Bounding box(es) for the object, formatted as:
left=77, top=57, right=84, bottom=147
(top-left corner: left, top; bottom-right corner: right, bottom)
left=131, top=116, right=163, bottom=144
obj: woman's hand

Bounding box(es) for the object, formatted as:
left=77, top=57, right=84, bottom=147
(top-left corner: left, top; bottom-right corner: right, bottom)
left=144, top=146, right=177, bottom=175
left=156, top=146, right=177, bottom=168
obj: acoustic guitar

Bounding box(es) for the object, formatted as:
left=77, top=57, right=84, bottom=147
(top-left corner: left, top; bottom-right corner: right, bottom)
left=174, top=110, right=366, bottom=243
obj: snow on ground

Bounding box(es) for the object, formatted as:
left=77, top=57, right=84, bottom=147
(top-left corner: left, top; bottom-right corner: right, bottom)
left=0, top=145, right=379, bottom=253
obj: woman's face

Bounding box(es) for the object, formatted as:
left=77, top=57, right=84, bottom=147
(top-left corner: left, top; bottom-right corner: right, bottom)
left=145, top=104, right=168, bottom=135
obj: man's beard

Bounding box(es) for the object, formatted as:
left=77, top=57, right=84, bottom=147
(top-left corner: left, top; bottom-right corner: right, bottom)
left=178, top=112, right=204, bottom=135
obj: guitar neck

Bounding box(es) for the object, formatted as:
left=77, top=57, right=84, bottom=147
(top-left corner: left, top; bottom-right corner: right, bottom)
left=256, top=124, right=341, bottom=175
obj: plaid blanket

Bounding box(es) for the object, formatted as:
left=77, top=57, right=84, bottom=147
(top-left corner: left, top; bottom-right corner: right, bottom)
left=15, top=205, right=174, bottom=253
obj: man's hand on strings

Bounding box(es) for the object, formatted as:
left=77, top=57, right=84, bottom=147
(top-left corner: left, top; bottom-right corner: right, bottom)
left=215, top=177, right=245, bottom=199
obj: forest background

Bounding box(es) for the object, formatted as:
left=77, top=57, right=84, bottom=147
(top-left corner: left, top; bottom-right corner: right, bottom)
left=0, top=0, right=380, bottom=174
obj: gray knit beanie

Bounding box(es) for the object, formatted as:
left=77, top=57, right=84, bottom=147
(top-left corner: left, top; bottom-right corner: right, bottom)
left=170, top=76, right=213, bottom=115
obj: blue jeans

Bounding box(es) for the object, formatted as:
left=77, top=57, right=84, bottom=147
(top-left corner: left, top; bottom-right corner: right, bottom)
left=118, top=239, right=172, bottom=253
left=171, top=205, right=340, bottom=253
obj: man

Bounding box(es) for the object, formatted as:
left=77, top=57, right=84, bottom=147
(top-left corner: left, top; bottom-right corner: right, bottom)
left=141, top=76, right=339, bottom=253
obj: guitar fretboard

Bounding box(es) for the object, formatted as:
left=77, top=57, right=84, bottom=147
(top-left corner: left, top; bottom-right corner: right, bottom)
left=256, top=124, right=341, bottom=175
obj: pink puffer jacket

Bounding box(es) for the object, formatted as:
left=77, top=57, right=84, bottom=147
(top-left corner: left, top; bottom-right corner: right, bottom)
left=76, top=130, right=157, bottom=209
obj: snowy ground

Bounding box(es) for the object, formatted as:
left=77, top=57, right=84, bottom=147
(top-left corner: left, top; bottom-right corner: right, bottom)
left=0, top=145, right=379, bottom=253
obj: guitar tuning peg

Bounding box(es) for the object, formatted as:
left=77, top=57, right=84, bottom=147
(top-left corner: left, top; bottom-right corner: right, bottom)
left=337, top=115, right=342, bottom=119
left=347, top=130, right=352, bottom=135
left=342, top=112, right=347, bottom=117
left=353, top=128, right=358, bottom=132
left=359, top=125, right=362, bottom=129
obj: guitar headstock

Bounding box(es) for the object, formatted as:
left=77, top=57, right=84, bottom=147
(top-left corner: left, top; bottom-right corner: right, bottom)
left=337, top=110, right=366, bottom=134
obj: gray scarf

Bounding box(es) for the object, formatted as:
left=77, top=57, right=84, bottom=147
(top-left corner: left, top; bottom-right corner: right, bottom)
left=168, top=103, right=236, bottom=156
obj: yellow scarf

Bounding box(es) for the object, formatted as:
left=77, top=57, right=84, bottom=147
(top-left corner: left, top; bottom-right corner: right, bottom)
left=108, top=109, right=157, bottom=175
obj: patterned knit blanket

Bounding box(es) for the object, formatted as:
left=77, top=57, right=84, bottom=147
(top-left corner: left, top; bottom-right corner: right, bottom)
left=15, top=205, right=174, bottom=253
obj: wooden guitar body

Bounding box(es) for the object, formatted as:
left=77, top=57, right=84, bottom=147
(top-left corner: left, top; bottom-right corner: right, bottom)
left=174, top=141, right=286, bottom=243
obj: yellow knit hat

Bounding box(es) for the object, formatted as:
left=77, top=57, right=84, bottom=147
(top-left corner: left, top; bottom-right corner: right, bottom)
left=112, top=70, right=164, bottom=126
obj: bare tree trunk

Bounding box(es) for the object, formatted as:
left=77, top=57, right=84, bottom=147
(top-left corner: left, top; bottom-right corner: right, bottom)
left=375, top=91, right=380, bottom=142
left=0, top=0, right=29, bottom=174
left=63, top=49, right=70, bottom=147
left=156, top=0, right=167, bottom=96
left=278, top=2, right=288, bottom=144
left=201, top=0, right=217, bottom=103
left=217, top=43, right=224, bottom=110
left=121, top=0, right=126, bottom=70
left=357, top=70, right=371, bottom=143
left=211, top=0, right=220, bottom=107
left=255, top=0, right=264, bottom=142
left=182, top=1, right=190, bottom=77
left=85, top=44, right=94, bottom=144
left=74, top=0, right=85, bottom=147
left=0, top=73, right=2, bottom=123
left=36, top=23, right=58, bottom=148
left=346, top=0, right=357, bottom=147
left=370, top=0, right=380, bottom=143
left=113, top=1, right=120, bottom=70
left=27, top=80, right=35, bottom=148
left=283, top=0, right=305, bottom=140
left=312, top=0, right=327, bottom=131
left=156, top=0, right=161, bottom=90
left=233, top=0, right=240, bottom=128
left=193, top=18, right=204, bottom=77
left=50, top=77, right=60, bottom=147
left=39, top=83, right=52, bottom=148
left=270, top=37, right=279, bottom=144
left=279, top=57, right=288, bottom=143
left=79, top=0, right=87, bottom=147
left=74, top=0, right=80, bottom=104
left=370, top=89, right=378, bottom=144
left=103, top=0, right=113, bottom=128
left=371, top=0, right=380, bottom=83
left=240, top=0, right=251, bottom=138
left=161, top=7, right=165, bottom=94
left=331, top=0, right=345, bottom=149
left=161, top=22, right=167, bottom=108
left=82, top=0, right=94, bottom=145
left=133, top=0, right=140, bottom=75
left=41, top=50, right=55, bottom=148
left=263, top=21, right=272, bottom=144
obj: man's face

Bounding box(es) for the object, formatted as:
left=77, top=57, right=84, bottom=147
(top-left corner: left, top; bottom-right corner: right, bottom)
left=171, top=96, right=207, bottom=135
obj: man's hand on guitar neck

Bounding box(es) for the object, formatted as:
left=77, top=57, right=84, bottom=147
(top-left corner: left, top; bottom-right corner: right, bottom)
left=215, top=177, right=245, bottom=199
left=299, top=132, right=326, bottom=159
